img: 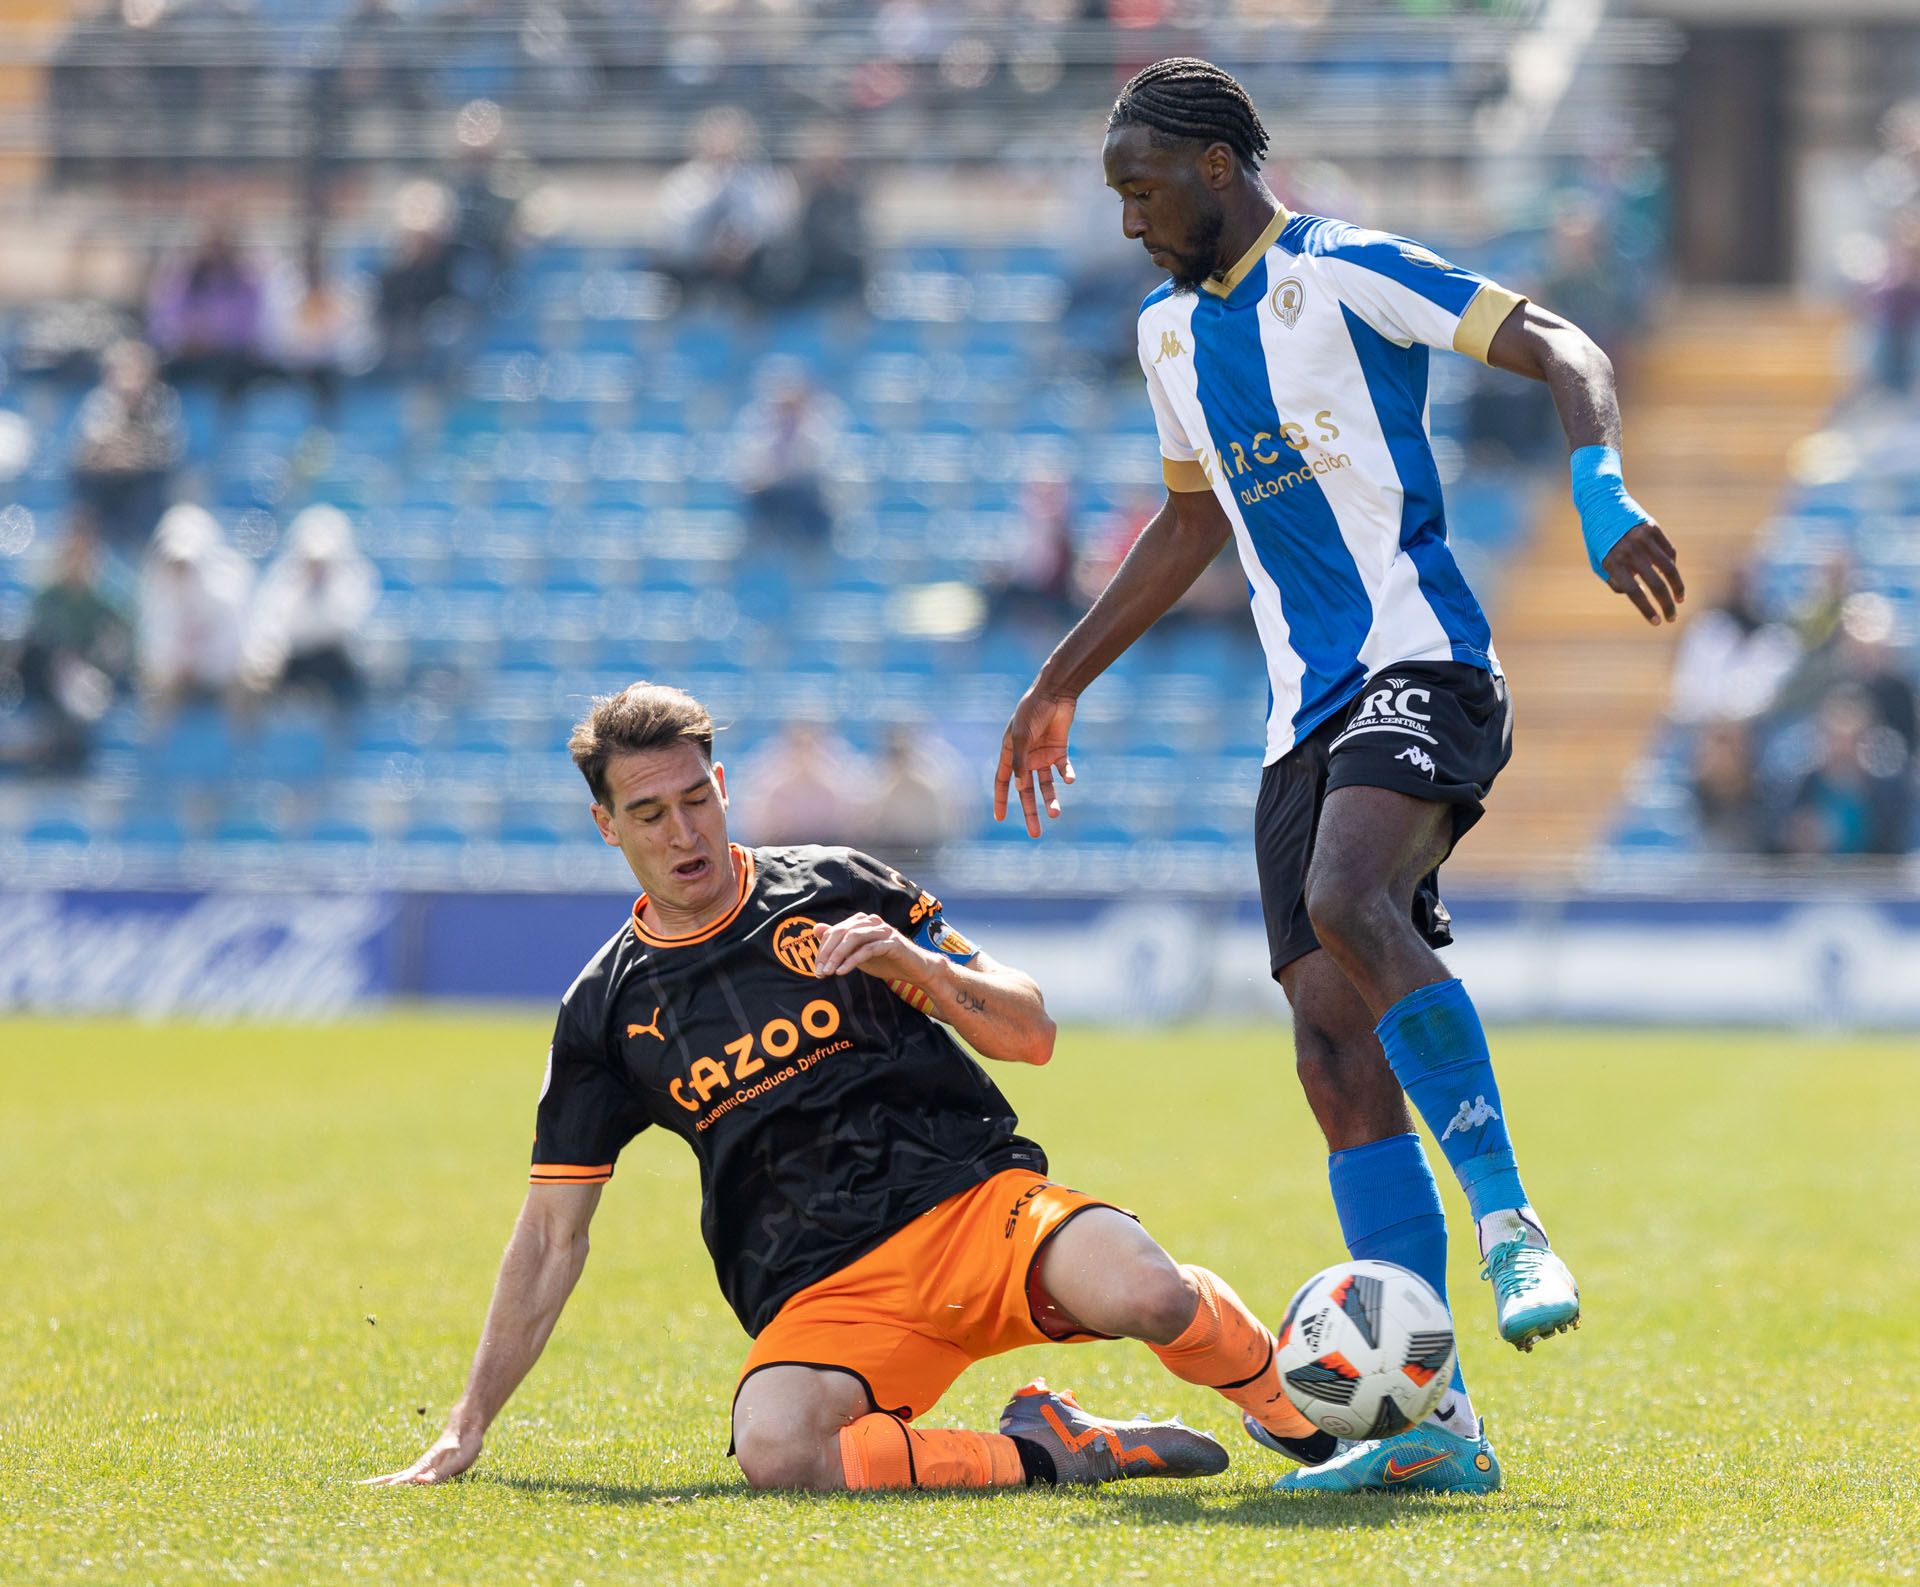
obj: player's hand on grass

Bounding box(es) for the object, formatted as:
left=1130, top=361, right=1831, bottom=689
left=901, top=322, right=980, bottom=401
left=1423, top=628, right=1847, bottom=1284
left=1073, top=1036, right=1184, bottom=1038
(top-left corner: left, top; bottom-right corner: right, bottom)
left=361, top=1425, right=483, bottom=1487
left=994, top=686, right=1078, bottom=838
left=1600, top=520, right=1684, bottom=627
left=813, top=913, right=930, bottom=984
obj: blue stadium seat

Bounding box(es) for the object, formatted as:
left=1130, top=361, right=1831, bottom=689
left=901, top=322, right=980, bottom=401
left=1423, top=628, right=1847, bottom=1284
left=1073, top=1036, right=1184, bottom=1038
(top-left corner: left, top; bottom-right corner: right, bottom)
left=25, top=813, right=92, bottom=845
left=214, top=810, right=285, bottom=844
left=155, top=707, right=239, bottom=787
left=118, top=809, right=186, bottom=847
left=253, top=708, right=336, bottom=784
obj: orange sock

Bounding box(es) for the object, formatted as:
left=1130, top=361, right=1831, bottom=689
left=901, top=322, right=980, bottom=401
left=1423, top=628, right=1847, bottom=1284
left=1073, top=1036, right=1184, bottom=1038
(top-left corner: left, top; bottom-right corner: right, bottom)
left=836, top=1413, right=1027, bottom=1491
left=1149, top=1265, right=1319, bottom=1441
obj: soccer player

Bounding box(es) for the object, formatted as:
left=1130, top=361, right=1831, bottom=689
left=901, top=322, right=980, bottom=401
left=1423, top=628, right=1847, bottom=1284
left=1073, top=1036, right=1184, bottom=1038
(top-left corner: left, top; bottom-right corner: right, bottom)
left=994, top=58, right=1683, bottom=1494
left=367, top=681, right=1345, bottom=1494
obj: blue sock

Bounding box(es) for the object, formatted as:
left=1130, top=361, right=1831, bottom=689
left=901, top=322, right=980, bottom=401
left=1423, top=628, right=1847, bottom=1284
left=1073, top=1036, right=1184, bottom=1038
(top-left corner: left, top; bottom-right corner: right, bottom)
left=1327, top=1132, right=1467, bottom=1399
left=1376, top=977, right=1528, bottom=1223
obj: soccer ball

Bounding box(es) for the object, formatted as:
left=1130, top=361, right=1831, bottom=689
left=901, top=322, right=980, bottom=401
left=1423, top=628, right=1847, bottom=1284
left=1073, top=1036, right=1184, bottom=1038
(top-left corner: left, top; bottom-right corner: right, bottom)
left=1273, top=1259, right=1456, bottom=1440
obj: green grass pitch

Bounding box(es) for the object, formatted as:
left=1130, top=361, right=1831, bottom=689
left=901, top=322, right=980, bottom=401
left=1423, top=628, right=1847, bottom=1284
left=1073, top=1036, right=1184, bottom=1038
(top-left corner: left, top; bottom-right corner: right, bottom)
left=3, top=1015, right=1917, bottom=1586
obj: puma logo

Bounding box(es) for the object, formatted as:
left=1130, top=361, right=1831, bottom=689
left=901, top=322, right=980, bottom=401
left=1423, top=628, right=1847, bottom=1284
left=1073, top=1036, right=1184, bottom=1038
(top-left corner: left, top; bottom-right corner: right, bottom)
left=627, top=1007, right=665, bottom=1041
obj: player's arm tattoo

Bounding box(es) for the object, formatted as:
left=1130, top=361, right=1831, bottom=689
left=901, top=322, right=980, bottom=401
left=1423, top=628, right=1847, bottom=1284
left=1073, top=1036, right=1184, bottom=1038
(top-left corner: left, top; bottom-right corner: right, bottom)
left=953, top=986, right=987, bottom=1014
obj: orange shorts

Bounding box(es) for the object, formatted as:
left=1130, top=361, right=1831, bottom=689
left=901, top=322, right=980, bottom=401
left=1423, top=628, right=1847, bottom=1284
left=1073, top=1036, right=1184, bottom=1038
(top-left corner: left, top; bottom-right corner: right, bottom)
left=736, top=1169, right=1128, bottom=1422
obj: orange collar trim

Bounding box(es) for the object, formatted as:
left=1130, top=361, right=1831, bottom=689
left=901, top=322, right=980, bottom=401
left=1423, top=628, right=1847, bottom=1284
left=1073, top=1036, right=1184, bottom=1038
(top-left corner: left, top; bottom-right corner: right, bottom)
left=631, top=845, right=756, bottom=949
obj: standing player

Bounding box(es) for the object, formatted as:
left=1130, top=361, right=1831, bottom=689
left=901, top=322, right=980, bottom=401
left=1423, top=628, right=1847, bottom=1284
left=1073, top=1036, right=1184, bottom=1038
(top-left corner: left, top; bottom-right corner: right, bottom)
left=994, top=58, right=1683, bottom=1494
left=367, top=682, right=1349, bottom=1495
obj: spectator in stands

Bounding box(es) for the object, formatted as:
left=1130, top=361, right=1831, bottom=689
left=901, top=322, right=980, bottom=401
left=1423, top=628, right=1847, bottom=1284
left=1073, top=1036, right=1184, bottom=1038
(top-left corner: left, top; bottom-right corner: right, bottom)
left=146, top=210, right=266, bottom=406
left=1688, top=718, right=1766, bottom=855
left=1539, top=200, right=1639, bottom=362
left=1865, top=208, right=1920, bottom=397
left=446, top=114, right=524, bottom=304
left=262, top=232, right=375, bottom=424
left=1, top=519, right=133, bottom=773
left=990, top=479, right=1077, bottom=627
left=244, top=505, right=378, bottom=708
left=1770, top=592, right=1918, bottom=773
left=738, top=723, right=868, bottom=845
left=1775, top=691, right=1911, bottom=857
left=69, top=339, right=183, bottom=553
left=854, top=725, right=968, bottom=864
left=1666, top=566, right=1800, bottom=724
left=137, top=504, right=253, bottom=713
left=1835, top=595, right=1919, bottom=774
left=776, top=131, right=869, bottom=306
left=655, top=107, right=798, bottom=306
left=377, top=181, right=464, bottom=378
left=1076, top=490, right=1243, bottom=626
left=736, top=361, right=844, bottom=544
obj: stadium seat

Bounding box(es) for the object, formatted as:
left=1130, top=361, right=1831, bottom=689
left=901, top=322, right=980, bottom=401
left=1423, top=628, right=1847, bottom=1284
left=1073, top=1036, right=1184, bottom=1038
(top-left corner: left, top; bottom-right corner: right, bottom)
left=24, top=813, right=92, bottom=845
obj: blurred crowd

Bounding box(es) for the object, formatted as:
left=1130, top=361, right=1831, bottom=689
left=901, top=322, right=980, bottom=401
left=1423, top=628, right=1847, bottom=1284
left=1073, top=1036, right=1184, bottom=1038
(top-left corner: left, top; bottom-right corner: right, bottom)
left=0, top=501, right=375, bottom=774
left=1672, top=564, right=1917, bottom=858
left=1645, top=95, right=1920, bottom=861
left=1855, top=99, right=1920, bottom=402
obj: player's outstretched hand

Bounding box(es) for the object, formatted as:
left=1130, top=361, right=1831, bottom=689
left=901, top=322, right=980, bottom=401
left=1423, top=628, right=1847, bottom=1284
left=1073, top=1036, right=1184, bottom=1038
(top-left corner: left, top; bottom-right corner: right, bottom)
left=994, top=686, right=1078, bottom=838
left=813, top=913, right=927, bottom=984
left=1600, top=520, right=1684, bottom=627
left=361, top=1425, right=483, bottom=1487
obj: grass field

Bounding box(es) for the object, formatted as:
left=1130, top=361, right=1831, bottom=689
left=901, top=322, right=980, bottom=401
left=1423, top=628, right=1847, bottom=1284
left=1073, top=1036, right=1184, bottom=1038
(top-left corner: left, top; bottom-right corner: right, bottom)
left=3, top=1015, right=1917, bottom=1587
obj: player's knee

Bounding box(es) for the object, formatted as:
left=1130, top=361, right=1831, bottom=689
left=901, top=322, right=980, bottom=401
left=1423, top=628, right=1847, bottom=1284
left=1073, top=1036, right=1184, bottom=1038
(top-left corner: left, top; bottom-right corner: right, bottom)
left=733, top=1423, right=838, bottom=1492
left=1303, top=870, right=1394, bottom=961
left=1115, top=1254, right=1201, bottom=1345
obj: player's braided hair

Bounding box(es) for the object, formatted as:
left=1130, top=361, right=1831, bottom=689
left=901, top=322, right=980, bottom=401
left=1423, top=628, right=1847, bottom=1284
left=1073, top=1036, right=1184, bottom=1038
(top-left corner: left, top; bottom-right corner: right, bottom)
left=1108, top=57, right=1270, bottom=168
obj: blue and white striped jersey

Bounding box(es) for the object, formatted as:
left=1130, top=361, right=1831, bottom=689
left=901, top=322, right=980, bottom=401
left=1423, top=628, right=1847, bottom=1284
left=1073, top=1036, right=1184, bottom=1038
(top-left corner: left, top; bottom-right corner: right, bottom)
left=1138, top=207, right=1527, bottom=763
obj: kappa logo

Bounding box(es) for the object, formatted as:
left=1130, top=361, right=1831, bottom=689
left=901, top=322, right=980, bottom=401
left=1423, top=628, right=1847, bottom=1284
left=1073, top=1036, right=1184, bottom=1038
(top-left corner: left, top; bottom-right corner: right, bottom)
left=1269, top=275, right=1305, bottom=328
left=1440, top=1094, right=1501, bottom=1142
left=1397, top=745, right=1437, bottom=777
left=626, top=1007, right=665, bottom=1041
left=772, top=916, right=822, bottom=977
left=1154, top=329, right=1187, bottom=364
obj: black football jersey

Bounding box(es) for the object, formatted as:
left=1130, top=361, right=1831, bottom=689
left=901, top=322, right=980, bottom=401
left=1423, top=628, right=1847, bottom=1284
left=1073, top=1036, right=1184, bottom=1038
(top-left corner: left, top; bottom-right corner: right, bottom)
left=531, top=844, right=1047, bottom=1335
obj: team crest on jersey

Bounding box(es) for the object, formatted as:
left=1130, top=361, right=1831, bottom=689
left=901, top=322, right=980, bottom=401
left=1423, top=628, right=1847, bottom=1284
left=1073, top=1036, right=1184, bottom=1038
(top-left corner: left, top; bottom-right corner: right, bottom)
left=772, top=916, right=822, bottom=977
left=1269, top=275, right=1305, bottom=328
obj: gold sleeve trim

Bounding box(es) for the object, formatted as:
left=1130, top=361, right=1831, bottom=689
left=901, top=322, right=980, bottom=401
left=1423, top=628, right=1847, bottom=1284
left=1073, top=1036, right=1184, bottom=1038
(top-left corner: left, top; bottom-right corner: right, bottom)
left=1452, top=284, right=1527, bottom=364
left=1162, top=457, right=1211, bottom=493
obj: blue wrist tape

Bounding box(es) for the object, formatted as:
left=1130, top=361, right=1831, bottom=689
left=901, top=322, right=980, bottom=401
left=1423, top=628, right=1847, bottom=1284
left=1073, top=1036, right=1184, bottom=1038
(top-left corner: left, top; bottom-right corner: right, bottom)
left=1569, top=445, right=1649, bottom=579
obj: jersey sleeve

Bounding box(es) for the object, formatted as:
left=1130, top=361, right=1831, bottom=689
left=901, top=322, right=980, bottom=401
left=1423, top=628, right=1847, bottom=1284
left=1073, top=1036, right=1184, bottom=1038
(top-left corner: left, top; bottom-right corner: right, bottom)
left=1312, top=224, right=1526, bottom=364
left=530, top=995, right=648, bottom=1187
left=843, top=848, right=980, bottom=965
left=1138, top=327, right=1211, bottom=494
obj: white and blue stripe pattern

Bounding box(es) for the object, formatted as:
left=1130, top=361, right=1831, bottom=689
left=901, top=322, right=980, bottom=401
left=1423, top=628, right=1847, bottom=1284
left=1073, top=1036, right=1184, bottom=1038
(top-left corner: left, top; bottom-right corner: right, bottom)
left=1139, top=208, right=1523, bottom=764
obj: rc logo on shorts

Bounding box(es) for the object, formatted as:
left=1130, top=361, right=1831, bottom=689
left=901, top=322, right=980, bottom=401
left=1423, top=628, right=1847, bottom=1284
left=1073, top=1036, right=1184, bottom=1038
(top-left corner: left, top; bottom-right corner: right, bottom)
left=1269, top=275, right=1305, bottom=329
left=1331, top=681, right=1437, bottom=748
left=772, top=916, right=821, bottom=977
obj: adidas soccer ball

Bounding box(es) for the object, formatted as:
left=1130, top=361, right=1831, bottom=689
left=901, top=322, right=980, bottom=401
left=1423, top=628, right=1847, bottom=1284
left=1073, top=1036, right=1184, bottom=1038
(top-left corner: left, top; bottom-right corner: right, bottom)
left=1274, top=1259, right=1456, bottom=1441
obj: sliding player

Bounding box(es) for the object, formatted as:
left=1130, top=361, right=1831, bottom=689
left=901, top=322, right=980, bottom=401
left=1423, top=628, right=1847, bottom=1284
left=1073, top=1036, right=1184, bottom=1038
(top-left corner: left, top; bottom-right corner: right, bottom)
left=368, top=682, right=1344, bottom=1494
left=995, top=58, right=1683, bottom=1493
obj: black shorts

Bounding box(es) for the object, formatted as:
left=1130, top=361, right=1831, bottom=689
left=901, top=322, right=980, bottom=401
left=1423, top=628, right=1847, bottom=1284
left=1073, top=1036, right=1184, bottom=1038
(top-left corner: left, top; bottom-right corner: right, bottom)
left=1254, top=661, right=1513, bottom=979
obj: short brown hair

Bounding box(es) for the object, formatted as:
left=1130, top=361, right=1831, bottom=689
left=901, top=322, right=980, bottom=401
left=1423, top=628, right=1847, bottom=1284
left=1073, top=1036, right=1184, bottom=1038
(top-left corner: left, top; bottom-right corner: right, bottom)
left=567, top=681, right=714, bottom=805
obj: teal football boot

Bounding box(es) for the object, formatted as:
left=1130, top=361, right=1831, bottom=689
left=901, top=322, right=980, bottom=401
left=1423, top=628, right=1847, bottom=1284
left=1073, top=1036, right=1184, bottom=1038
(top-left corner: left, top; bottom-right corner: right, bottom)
left=1482, top=1234, right=1581, bottom=1350
left=1271, top=1419, right=1502, bottom=1495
